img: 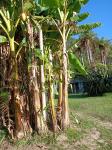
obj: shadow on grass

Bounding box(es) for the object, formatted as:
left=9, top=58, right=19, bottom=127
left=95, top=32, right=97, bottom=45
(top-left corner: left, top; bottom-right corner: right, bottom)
left=68, top=93, right=108, bottom=99
left=68, top=94, right=88, bottom=99
left=55, top=93, right=88, bottom=99
left=55, top=92, right=110, bottom=100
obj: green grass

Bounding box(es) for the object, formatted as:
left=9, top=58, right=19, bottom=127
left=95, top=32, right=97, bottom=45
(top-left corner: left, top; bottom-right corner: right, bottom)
left=96, top=127, right=112, bottom=150
left=0, top=130, right=7, bottom=145
left=69, top=93, right=112, bottom=122
left=66, top=128, right=83, bottom=142
left=69, top=93, right=112, bottom=149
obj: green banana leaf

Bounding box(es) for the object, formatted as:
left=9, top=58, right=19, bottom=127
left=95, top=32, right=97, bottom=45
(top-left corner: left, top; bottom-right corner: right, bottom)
left=68, top=52, right=87, bottom=75
left=0, top=35, right=7, bottom=43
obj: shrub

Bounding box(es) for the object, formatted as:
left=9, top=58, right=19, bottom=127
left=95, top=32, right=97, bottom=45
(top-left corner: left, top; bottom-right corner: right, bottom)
left=85, top=64, right=112, bottom=96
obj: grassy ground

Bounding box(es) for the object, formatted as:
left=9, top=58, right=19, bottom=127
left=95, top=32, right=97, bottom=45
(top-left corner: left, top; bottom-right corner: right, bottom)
left=68, top=93, right=112, bottom=150
left=0, top=93, right=112, bottom=150
left=69, top=93, right=112, bottom=122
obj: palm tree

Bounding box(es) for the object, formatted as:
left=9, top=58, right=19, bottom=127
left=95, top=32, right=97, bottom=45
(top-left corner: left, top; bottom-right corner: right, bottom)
left=78, top=32, right=98, bottom=67
left=99, top=38, right=110, bottom=65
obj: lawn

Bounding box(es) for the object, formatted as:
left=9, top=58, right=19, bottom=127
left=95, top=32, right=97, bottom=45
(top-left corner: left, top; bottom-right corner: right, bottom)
left=68, top=93, right=112, bottom=150
left=69, top=93, right=112, bottom=122
left=0, top=93, right=112, bottom=150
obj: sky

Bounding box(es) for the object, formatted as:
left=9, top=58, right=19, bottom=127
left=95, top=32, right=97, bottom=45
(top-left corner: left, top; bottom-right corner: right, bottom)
left=80, top=0, right=112, bottom=40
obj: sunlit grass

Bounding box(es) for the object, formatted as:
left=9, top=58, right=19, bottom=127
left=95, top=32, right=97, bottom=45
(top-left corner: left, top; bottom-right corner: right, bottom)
left=69, top=93, right=112, bottom=122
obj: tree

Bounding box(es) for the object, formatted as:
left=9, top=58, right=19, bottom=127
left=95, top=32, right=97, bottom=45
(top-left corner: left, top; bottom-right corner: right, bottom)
left=78, top=32, right=98, bottom=67
left=99, top=38, right=110, bottom=65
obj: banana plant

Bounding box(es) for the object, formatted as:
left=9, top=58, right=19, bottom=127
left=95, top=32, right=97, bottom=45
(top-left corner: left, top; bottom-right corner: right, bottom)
left=38, top=0, right=101, bottom=129
left=21, top=0, right=50, bottom=133
left=0, top=0, right=33, bottom=139
left=32, top=15, right=60, bottom=132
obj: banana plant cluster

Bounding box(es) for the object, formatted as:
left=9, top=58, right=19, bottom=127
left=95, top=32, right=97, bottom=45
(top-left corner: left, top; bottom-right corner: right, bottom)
left=0, top=0, right=100, bottom=139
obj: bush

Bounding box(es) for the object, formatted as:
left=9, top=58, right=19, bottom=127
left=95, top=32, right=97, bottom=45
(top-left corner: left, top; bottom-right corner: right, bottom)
left=85, top=64, right=112, bottom=96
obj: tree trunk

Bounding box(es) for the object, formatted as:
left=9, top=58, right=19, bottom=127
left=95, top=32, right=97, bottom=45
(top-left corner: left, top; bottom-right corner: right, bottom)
left=27, top=21, right=43, bottom=133
left=39, top=26, right=47, bottom=129
left=101, top=49, right=107, bottom=65
left=31, top=62, right=44, bottom=133
left=57, top=67, right=63, bottom=128
left=86, top=39, right=94, bottom=66
left=61, top=25, right=69, bottom=129
left=48, top=49, right=57, bottom=132
left=80, top=49, right=84, bottom=67
left=9, top=38, right=27, bottom=139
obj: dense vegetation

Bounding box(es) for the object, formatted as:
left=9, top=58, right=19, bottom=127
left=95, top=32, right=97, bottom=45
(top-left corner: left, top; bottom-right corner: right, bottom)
left=70, top=32, right=112, bottom=96
left=0, top=0, right=106, bottom=140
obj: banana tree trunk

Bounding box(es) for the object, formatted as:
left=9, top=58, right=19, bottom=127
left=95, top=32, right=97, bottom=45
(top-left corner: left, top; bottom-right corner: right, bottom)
left=57, top=67, right=63, bottom=127
left=31, top=62, right=44, bottom=133
left=9, top=38, right=27, bottom=139
left=0, top=45, right=6, bottom=86
left=39, top=26, right=47, bottom=125
left=61, top=25, right=69, bottom=129
left=48, top=49, right=57, bottom=132
left=27, top=21, right=43, bottom=133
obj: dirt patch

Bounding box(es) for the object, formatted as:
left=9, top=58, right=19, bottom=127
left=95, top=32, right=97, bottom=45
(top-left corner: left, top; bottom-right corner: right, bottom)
left=57, top=134, right=69, bottom=149
left=90, top=117, right=112, bottom=130
left=74, top=128, right=101, bottom=150
left=57, top=134, right=68, bottom=143
left=76, top=112, right=112, bottom=130
left=0, top=141, right=48, bottom=150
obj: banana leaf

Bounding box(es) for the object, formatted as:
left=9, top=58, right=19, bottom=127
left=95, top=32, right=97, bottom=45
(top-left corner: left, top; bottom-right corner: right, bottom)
left=0, top=35, right=7, bottom=43
left=68, top=52, right=87, bottom=75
